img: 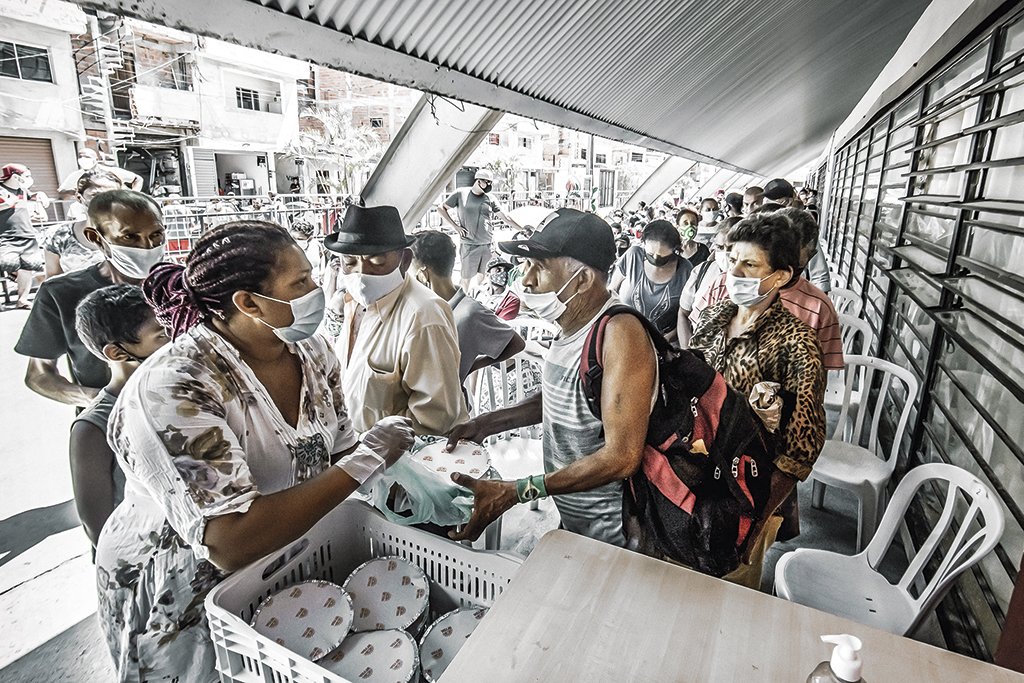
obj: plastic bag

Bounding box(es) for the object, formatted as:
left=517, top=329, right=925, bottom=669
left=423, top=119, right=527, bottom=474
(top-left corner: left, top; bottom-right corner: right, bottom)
left=748, top=381, right=782, bottom=433
left=370, top=454, right=474, bottom=527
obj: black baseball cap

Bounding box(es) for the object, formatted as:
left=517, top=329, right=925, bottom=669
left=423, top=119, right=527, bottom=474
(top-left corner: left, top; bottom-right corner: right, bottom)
left=763, top=178, right=796, bottom=201
left=498, top=209, right=615, bottom=272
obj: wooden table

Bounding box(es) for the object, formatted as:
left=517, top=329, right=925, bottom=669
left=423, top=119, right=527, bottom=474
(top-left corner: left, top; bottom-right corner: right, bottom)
left=441, top=530, right=1024, bottom=682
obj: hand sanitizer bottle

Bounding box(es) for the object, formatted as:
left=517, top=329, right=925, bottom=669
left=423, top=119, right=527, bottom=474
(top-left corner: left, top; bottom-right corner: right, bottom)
left=806, top=634, right=864, bottom=682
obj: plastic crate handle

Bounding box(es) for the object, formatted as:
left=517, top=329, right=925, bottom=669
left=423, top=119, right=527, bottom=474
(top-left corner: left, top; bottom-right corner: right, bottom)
left=260, top=538, right=311, bottom=581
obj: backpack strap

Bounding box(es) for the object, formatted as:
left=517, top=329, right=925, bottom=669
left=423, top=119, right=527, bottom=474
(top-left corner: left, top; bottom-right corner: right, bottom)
left=580, top=304, right=670, bottom=420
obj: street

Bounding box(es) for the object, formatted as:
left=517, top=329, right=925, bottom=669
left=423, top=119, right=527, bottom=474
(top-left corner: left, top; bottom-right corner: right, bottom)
left=0, top=307, right=112, bottom=682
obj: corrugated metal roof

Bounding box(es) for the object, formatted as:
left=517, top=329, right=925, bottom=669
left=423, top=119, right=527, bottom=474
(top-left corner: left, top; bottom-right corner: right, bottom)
left=76, top=0, right=930, bottom=175
left=256, top=0, right=930, bottom=175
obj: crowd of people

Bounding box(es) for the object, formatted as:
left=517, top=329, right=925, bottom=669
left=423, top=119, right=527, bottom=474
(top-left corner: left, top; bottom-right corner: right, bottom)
left=5, top=141, right=842, bottom=680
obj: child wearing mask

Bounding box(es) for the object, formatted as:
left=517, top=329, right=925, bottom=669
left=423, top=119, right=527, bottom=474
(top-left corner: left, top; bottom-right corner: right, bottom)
left=72, top=284, right=169, bottom=547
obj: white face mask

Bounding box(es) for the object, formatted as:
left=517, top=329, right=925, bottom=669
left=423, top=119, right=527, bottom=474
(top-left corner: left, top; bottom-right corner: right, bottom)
left=78, top=156, right=97, bottom=171
left=701, top=210, right=716, bottom=223
left=725, top=271, right=778, bottom=308
left=251, top=288, right=325, bottom=343
left=513, top=267, right=584, bottom=323
left=341, top=268, right=404, bottom=307
left=102, top=237, right=165, bottom=279
left=714, top=248, right=730, bottom=271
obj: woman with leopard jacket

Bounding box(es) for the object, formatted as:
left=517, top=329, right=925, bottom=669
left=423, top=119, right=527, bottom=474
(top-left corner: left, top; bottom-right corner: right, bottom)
left=689, top=213, right=826, bottom=590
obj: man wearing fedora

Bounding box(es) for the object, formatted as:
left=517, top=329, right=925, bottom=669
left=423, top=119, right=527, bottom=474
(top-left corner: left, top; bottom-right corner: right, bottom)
left=442, top=209, right=658, bottom=547
left=326, top=204, right=468, bottom=436
left=439, top=168, right=521, bottom=293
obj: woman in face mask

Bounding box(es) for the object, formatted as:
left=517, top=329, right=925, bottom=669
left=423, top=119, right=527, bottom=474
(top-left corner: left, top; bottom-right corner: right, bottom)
left=676, top=217, right=739, bottom=349
left=675, top=208, right=710, bottom=268
left=94, top=220, right=415, bottom=682
left=609, top=219, right=692, bottom=342
left=688, top=213, right=826, bottom=590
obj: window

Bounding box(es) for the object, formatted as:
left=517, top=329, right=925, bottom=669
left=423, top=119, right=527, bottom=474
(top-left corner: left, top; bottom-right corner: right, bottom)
left=595, top=153, right=607, bottom=165
left=519, top=136, right=532, bottom=149
left=488, top=133, right=501, bottom=145
left=630, top=152, right=644, bottom=163
left=235, top=87, right=261, bottom=111
left=580, top=148, right=588, bottom=161
left=0, top=41, right=52, bottom=82
left=370, top=117, right=384, bottom=128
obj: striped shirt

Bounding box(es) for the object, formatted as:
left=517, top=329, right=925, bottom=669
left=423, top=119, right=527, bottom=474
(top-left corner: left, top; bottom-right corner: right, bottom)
left=542, top=298, right=626, bottom=547
left=695, top=274, right=844, bottom=370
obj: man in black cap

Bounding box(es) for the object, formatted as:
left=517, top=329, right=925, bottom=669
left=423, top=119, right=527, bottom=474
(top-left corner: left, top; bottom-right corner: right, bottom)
left=761, top=179, right=832, bottom=291
left=443, top=209, right=658, bottom=547
left=326, top=205, right=467, bottom=436
left=762, top=178, right=797, bottom=207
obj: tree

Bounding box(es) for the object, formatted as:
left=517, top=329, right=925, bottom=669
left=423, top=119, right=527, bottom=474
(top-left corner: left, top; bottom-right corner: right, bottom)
left=286, top=106, right=384, bottom=195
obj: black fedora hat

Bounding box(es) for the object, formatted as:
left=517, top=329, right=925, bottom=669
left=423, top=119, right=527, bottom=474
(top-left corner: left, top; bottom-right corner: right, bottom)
left=324, top=204, right=414, bottom=255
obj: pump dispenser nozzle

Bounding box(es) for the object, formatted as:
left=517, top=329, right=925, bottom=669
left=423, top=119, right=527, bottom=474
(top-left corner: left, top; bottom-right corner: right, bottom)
left=820, top=634, right=863, bottom=682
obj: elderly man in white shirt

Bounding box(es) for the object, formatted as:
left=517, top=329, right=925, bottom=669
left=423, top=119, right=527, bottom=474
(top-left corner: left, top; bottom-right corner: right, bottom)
left=326, top=205, right=468, bottom=436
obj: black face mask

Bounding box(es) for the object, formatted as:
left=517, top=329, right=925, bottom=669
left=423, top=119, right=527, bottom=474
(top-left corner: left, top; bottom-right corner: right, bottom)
left=480, top=182, right=493, bottom=193
left=644, top=252, right=674, bottom=267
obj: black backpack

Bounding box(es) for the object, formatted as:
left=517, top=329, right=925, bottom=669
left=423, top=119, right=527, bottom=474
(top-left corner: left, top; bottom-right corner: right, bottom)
left=579, top=305, right=775, bottom=576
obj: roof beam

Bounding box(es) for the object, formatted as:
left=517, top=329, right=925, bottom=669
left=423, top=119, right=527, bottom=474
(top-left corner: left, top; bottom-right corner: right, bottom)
left=361, top=94, right=502, bottom=228
left=621, top=157, right=697, bottom=212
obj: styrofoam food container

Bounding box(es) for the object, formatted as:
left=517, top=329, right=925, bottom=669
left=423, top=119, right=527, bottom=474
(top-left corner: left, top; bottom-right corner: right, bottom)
left=342, top=557, right=430, bottom=634
left=418, top=606, right=489, bottom=682
left=318, top=629, right=419, bottom=683
left=249, top=580, right=353, bottom=661
left=411, top=438, right=490, bottom=477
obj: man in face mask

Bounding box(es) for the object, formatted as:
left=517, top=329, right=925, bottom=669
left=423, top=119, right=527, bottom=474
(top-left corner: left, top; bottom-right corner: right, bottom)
left=409, top=232, right=525, bottom=386
left=16, top=190, right=165, bottom=407
left=443, top=209, right=658, bottom=548
left=438, top=168, right=522, bottom=292
left=57, top=147, right=143, bottom=197
left=474, top=256, right=521, bottom=320
left=325, top=205, right=468, bottom=436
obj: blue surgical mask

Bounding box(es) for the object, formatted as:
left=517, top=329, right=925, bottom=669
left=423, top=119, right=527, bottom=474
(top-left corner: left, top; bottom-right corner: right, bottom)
left=252, top=288, right=325, bottom=342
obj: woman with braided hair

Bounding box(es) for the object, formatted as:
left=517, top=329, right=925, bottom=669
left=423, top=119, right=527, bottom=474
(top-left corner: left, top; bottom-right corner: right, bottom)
left=95, top=220, right=415, bottom=681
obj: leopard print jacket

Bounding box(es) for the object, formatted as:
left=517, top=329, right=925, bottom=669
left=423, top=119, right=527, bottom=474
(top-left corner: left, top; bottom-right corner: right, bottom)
left=690, top=299, right=826, bottom=480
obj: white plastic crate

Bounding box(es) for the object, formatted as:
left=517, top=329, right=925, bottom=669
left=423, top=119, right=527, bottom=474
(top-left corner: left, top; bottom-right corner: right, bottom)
left=205, top=500, right=522, bottom=683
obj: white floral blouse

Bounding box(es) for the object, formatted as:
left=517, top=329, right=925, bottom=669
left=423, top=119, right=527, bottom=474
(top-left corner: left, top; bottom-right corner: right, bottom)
left=95, top=324, right=357, bottom=682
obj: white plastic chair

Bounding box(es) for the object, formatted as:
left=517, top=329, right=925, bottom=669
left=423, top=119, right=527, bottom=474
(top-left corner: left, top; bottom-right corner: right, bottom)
left=824, top=314, right=875, bottom=411
left=810, top=355, right=919, bottom=551
left=473, top=331, right=552, bottom=511
left=829, top=287, right=863, bottom=317
left=776, top=463, right=1005, bottom=636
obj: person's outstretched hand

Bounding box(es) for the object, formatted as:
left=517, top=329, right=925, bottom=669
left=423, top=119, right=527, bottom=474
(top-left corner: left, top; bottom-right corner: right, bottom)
left=446, top=473, right=518, bottom=542
left=444, top=419, right=490, bottom=453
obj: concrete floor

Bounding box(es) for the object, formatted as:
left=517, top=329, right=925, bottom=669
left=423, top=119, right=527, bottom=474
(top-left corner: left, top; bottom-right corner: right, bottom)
left=0, top=306, right=114, bottom=682
left=0, top=299, right=941, bottom=682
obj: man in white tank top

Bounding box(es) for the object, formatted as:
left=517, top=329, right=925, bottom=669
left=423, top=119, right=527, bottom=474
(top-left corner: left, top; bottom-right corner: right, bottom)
left=444, top=209, right=657, bottom=546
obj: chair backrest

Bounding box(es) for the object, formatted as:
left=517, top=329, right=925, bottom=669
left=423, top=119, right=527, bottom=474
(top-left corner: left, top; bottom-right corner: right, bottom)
left=472, top=354, right=545, bottom=442
left=837, top=313, right=874, bottom=356
left=831, top=355, right=918, bottom=476
left=864, top=462, right=1005, bottom=635
left=829, top=287, right=863, bottom=317
left=508, top=316, right=559, bottom=342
